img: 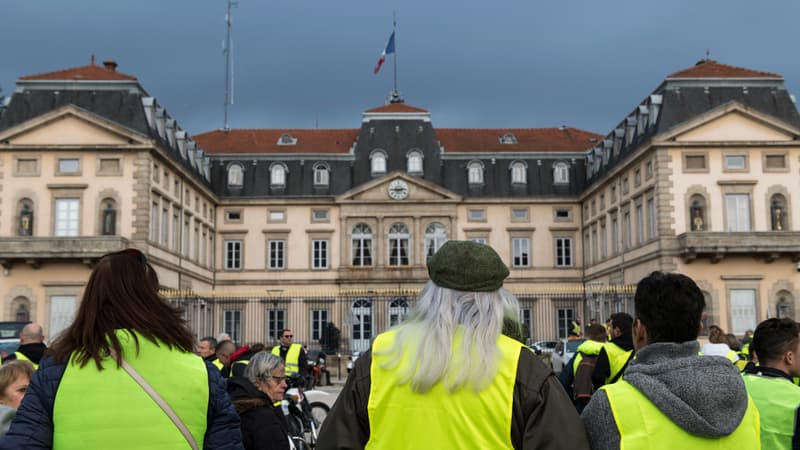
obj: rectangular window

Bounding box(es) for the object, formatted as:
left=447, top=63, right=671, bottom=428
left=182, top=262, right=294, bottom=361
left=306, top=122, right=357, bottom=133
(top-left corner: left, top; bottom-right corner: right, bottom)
left=468, top=209, right=486, bottom=221
left=724, top=155, right=747, bottom=170
left=183, top=216, right=190, bottom=256
left=684, top=154, right=707, bottom=170
left=555, top=237, right=573, bottom=267
left=153, top=164, right=160, bottom=182
left=520, top=308, right=532, bottom=344
left=269, top=210, right=286, bottom=223
left=223, top=310, right=242, bottom=344
left=150, top=201, right=159, bottom=242
left=58, top=158, right=80, bottom=174
left=312, top=239, right=329, bottom=269
left=645, top=161, right=653, bottom=179
left=172, top=213, right=179, bottom=251
left=312, top=209, right=329, bottom=222
left=468, top=237, right=488, bottom=245
left=98, top=158, right=120, bottom=174
left=591, top=227, right=598, bottom=263
left=636, top=203, right=644, bottom=245
left=555, top=209, right=571, bottom=221
left=634, top=169, right=641, bottom=187
left=311, top=309, right=328, bottom=341
left=388, top=237, right=410, bottom=266
left=224, top=240, right=242, bottom=270
left=611, top=216, right=619, bottom=254
left=624, top=211, right=632, bottom=249
left=511, top=208, right=529, bottom=221
left=49, top=295, right=78, bottom=340
left=621, top=177, right=629, bottom=194
left=54, top=198, right=80, bottom=236
left=268, top=310, right=286, bottom=342
left=16, top=158, right=38, bottom=175
left=765, top=154, right=787, bottom=169
left=269, top=240, right=286, bottom=269
left=557, top=308, right=576, bottom=339
left=225, top=210, right=242, bottom=222
left=729, top=289, right=757, bottom=335
left=512, top=237, right=530, bottom=268
left=647, top=197, right=656, bottom=239
left=352, top=235, right=372, bottom=266
left=611, top=186, right=617, bottom=202
left=600, top=222, right=607, bottom=259
left=161, top=207, right=170, bottom=247
left=725, top=194, right=751, bottom=231
left=193, top=222, right=200, bottom=261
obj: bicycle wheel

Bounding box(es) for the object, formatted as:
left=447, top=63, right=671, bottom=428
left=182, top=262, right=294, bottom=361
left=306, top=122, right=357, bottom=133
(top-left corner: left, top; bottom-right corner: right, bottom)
left=310, top=402, right=330, bottom=428
left=288, top=410, right=305, bottom=437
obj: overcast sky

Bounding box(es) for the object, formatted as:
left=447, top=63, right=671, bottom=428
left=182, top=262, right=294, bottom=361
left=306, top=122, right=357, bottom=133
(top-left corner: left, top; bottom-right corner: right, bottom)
left=3, top=1, right=800, bottom=138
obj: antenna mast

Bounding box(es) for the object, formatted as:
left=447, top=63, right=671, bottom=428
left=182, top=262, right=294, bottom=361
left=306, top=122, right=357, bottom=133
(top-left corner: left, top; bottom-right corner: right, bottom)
left=223, top=0, right=237, bottom=130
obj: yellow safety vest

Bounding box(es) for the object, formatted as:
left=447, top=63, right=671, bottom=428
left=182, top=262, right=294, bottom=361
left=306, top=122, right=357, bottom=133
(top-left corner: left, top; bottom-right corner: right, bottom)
left=743, top=373, right=800, bottom=450
left=209, top=357, right=224, bottom=371
left=602, top=379, right=760, bottom=449
left=572, top=340, right=604, bottom=376
left=699, top=350, right=740, bottom=364
left=603, top=342, right=633, bottom=384
left=14, top=351, right=38, bottom=370
left=272, top=344, right=302, bottom=375
left=52, top=330, right=209, bottom=450
left=366, top=329, right=522, bottom=449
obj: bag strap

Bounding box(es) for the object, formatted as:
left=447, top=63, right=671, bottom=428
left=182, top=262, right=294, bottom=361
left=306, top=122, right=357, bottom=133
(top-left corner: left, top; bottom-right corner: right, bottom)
left=110, top=349, right=200, bottom=450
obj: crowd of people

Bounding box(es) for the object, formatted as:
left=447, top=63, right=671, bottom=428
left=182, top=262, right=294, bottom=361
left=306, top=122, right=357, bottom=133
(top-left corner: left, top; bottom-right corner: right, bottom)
left=0, top=243, right=796, bottom=449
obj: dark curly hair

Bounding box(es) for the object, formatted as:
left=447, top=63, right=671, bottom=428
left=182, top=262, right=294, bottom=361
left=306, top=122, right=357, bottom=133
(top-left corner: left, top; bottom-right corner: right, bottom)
left=751, top=318, right=800, bottom=365
left=634, top=271, right=705, bottom=344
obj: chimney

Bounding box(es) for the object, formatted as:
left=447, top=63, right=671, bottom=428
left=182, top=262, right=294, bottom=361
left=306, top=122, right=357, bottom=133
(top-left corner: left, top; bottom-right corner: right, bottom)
left=103, top=60, right=118, bottom=72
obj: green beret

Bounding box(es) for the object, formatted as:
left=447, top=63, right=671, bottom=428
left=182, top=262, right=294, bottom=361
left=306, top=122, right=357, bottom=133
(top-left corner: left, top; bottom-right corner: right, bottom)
left=427, top=240, right=509, bottom=292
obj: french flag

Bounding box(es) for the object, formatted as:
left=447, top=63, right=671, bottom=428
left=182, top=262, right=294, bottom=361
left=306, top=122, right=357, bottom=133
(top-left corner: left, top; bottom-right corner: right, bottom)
left=373, top=32, right=395, bottom=74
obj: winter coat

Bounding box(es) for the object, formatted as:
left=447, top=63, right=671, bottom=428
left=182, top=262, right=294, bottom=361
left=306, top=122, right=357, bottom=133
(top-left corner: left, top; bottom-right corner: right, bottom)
left=0, top=350, right=243, bottom=449
left=581, top=341, right=750, bottom=450
left=2, top=343, right=47, bottom=365
left=0, top=405, right=14, bottom=438
left=227, top=376, right=290, bottom=450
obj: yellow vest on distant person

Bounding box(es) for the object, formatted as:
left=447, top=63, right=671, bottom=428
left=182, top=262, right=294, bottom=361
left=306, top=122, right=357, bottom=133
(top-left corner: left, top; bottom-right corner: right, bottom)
left=602, top=379, right=760, bottom=449
left=366, top=329, right=522, bottom=449
left=603, top=342, right=633, bottom=384
left=743, top=373, right=800, bottom=450
left=272, top=343, right=302, bottom=375
left=14, top=351, right=38, bottom=370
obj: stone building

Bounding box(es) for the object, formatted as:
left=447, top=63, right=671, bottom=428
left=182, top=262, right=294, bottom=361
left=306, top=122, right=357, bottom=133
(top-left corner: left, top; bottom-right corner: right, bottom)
left=0, top=58, right=797, bottom=350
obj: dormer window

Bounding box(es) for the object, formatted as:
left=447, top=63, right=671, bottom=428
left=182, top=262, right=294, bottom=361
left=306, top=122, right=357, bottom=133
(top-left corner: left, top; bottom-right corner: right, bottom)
left=270, top=163, right=287, bottom=186
left=313, top=162, right=330, bottom=186
left=407, top=150, right=423, bottom=175
left=510, top=161, right=527, bottom=184
left=553, top=161, right=569, bottom=184
left=467, top=161, right=484, bottom=185
left=227, top=163, right=244, bottom=187
left=277, top=133, right=297, bottom=146
left=499, top=133, right=517, bottom=144
left=371, top=150, right=387, bottom=176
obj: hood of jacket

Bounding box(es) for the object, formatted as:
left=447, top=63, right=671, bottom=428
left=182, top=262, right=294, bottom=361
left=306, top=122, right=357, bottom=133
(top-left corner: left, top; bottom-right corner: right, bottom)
left=624, top=341, right=748, bottom=438
left=609, top=332, right=634, bottom=352
left=227, top=375, right=271, bottom=415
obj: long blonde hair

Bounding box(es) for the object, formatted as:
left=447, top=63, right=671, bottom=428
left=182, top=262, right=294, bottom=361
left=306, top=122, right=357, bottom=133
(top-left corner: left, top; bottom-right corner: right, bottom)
left=376, top=281, right=521, bottom=394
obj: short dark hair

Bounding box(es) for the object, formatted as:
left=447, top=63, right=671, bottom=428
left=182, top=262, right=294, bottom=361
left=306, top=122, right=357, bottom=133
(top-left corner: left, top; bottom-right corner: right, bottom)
left=216, top=340, right=235, bottom=355
left=751, top=318, right=800, bottom=365
left=200, top=336, right=218, bottom=350
left=610, top=313, right=633, bottom=337
left=586, top=324, right=607, bottom=341
left=634, top=271, right=705, bottom=344
left=279, top=329, right=292, bottom=338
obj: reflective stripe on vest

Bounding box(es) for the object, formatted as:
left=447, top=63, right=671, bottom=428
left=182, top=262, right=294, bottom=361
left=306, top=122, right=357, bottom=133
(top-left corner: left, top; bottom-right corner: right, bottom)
left=211, top=358, right=224, bottom=371
left=14, top=352, right=38, bottom=370
left=272, top=344, right=301, bottom=375
left=52, top=330, right=209, bottom=450
left=743, top=373, right=800, bottom=450
left=602, top=379, right=760, bottom=449
left=366, top=329, right=521, bottom=450
left=603, top=342, right=633, bottom=384
left=572, top=340, right=604, bottom=377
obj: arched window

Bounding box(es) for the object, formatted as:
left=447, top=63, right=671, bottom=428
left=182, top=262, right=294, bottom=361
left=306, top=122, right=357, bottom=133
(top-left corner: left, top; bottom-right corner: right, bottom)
left=313, top=162, right=330, bottom=186
left=424, top=222, right=447, bottom=258
left=771, top=194, right=788, bottom=231
left=389, top=298, right=409, bottom=327
left=371, top=150, right=387, bottom=176
left=17, top=198, right=34, bottom=236
left=270, top=163, right=287, bottom=187
left=351, top=223, right=373, bottom=266
left=407, top=150, right=423, bottom=175
left=11, top=296, right=30, bottom=322
left=100, top=198, right=117, bottom=236
left=351, top=298, right=373, bottom=352
left=467, top=161, right=484, bottom=185
left=227, top=163, right=244, bottom=187
left=499, top=132, right=517, bottom=144
left=553, top=162, right=569, bottom=184
left=690, top=195, right=707, bottom=231
left=388, top=223, right=410, bottom=266
left=776, top=290, right=795, bottom=320
left=510, top=161, right=527, bottom=184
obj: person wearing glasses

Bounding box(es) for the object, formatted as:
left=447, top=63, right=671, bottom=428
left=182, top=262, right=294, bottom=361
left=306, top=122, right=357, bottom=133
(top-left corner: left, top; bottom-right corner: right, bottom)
left=0, top=248, right=243, bottom=449
left=271, top=329, right=308, bottom=381
left=318, top=240, right=588, bottom=449
left=227, top=352, right=291, bottom=450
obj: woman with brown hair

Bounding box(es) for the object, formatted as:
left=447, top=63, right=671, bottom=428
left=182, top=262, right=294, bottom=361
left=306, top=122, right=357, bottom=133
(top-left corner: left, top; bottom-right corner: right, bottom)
left=0, top=249, right=243, bottom=449
left=0, top=360, right=34, bottom=437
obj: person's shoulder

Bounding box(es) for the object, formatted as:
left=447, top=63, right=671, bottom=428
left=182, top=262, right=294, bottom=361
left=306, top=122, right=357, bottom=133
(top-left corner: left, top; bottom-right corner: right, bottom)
left=515, top=346, right=553, bottom=391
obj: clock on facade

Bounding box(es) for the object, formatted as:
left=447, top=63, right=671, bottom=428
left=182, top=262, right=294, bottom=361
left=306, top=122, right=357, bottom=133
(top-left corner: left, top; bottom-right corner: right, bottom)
left=388, top=179, right=409, bottom=200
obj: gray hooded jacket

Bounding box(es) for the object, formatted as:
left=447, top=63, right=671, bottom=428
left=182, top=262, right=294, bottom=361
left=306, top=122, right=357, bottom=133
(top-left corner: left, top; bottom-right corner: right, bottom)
left=581, top=341, right=749, bottom=450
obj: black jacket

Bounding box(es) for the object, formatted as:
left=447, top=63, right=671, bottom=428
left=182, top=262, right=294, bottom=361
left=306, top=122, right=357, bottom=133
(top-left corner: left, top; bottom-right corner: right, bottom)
left=227, top=376, right=289, bottom=450
left=3, top=342, right=47, bottom=365
left=591, top=333, right=635, bottom=390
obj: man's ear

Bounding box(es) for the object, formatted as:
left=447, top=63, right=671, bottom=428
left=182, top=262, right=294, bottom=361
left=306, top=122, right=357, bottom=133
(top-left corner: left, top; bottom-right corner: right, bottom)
left=633, top=319, right=647, bottom=349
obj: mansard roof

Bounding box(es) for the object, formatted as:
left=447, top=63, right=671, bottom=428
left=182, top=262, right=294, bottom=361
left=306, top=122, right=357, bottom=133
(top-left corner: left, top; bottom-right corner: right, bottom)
left=195, top=129, right=359, bottom=154
left=666, top=59, right=782, bottom=79
left=436, top=127, right=601, bottom=153
left=20, top=60, right=137, bottom=81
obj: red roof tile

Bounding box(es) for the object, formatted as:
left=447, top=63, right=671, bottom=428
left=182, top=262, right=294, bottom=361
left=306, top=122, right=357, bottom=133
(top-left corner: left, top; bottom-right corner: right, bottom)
left=666, top=60, right=781, bottom=79
left=194, top=129, right=360, bottom=154
left=20, top=63, right=137, bottom=81
left=436, top=128, right=602, bottom=153
left=365, top=103, right=429, bottom=113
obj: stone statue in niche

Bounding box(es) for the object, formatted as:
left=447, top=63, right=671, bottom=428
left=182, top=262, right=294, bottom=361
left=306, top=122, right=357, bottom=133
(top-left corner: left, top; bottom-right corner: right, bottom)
left=102, top=202, right=116, bottom=235
left=771, top=200, right=784, bottom=231
left=690, top=201, right=705, bottom=231
left=18, top=203, right=33, bottom=236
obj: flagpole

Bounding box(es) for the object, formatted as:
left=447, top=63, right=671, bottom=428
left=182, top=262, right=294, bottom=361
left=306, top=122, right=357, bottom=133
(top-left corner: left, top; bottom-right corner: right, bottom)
left=393, top=12, right=398, bottom=96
